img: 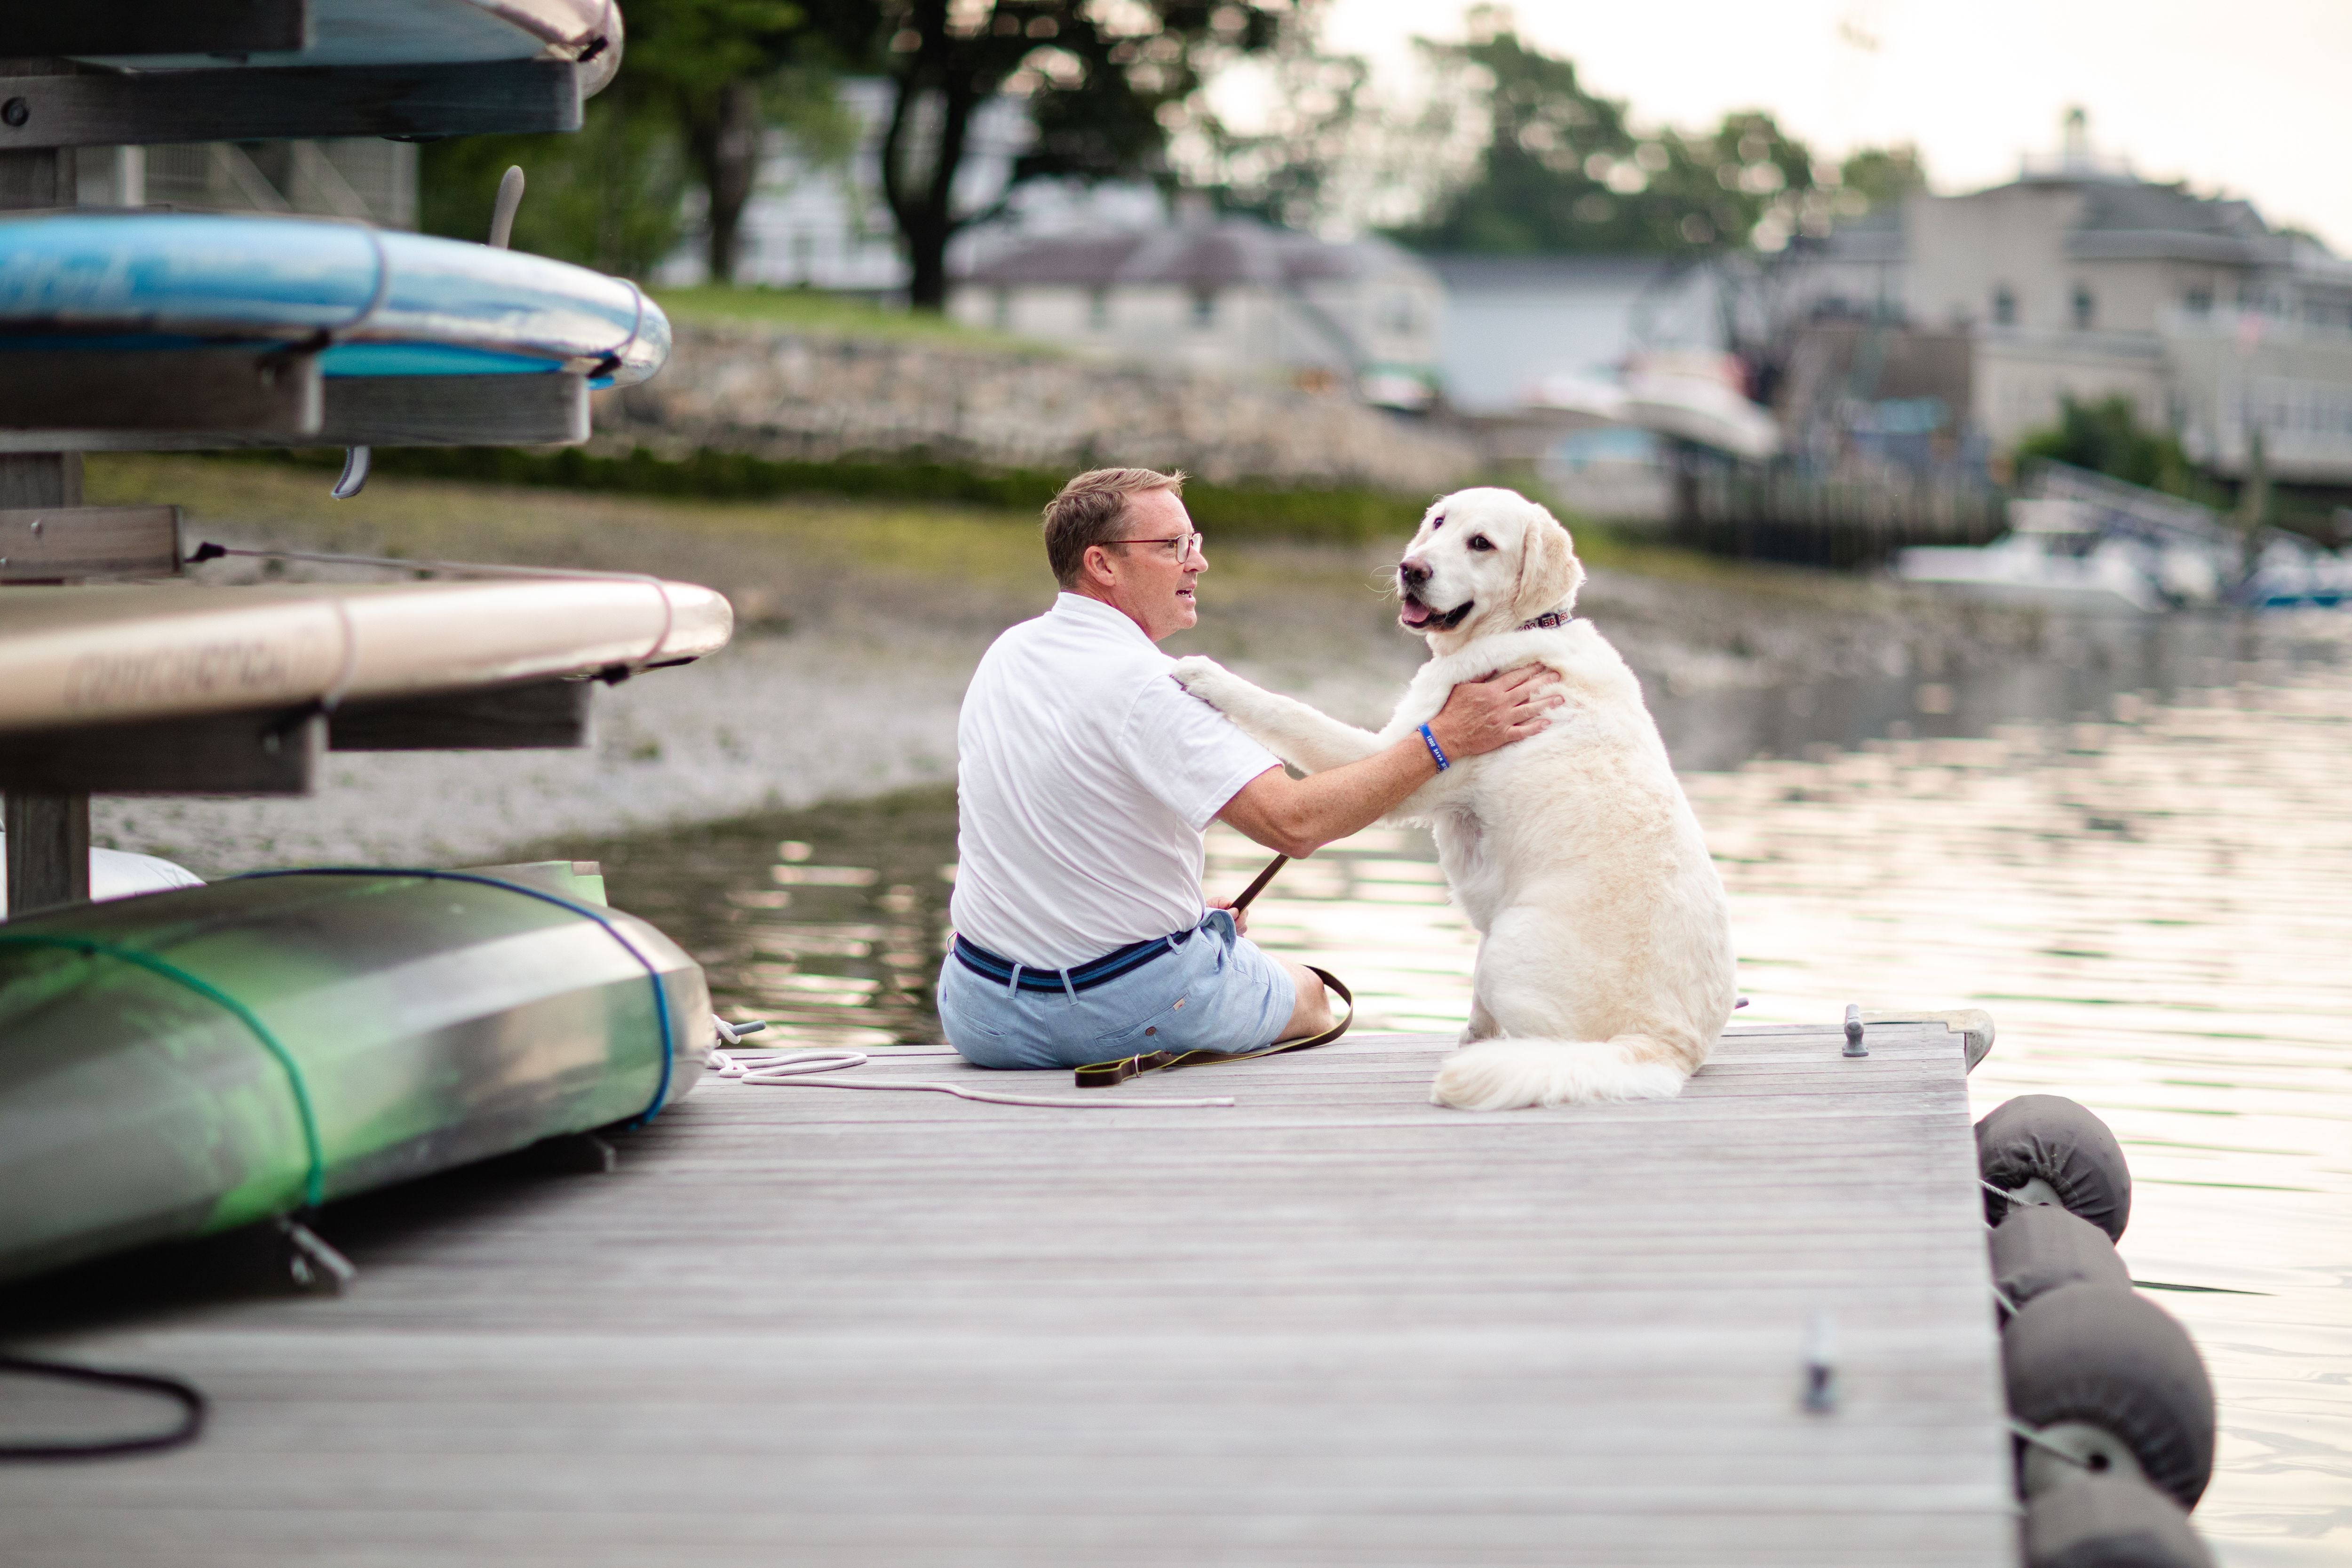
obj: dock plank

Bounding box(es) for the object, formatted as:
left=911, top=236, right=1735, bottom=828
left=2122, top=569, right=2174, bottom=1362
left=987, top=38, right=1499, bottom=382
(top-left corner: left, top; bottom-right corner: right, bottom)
left=0, top=1023, right=2017, bottom=1566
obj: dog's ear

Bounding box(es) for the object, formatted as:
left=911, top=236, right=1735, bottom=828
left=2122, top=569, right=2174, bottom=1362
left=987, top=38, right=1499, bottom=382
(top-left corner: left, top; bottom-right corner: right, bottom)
left=1512, top=508, right=1586, bottom=622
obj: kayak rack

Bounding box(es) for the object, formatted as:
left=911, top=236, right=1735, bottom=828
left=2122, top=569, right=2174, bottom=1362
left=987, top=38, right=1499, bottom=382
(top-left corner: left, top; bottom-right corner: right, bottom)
left=0, top=6, right=707, bottom=917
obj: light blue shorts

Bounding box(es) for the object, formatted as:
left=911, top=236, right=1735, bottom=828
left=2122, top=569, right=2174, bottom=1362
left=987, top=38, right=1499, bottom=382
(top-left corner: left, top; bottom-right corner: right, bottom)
left=937, top=909, right=1297, bottom=1071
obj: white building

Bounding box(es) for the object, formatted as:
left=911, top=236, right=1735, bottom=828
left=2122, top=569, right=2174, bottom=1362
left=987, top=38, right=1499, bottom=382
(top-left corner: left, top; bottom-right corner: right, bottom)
left=947, top=210, right=1446, bottom=405
left=1423, top=255, right=1730, bottom=415
left=1787, top=112, right=2352, bottom=480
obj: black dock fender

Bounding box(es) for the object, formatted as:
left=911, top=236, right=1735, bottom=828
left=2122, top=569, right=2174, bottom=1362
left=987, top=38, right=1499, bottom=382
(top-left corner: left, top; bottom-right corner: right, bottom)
left=1977, top=1093, right=2133, bottom=1240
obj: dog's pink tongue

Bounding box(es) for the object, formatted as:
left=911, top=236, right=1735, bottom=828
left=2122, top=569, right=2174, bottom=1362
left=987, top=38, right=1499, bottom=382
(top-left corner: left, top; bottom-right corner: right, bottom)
left=1399, top=599, right=1432, bottom=627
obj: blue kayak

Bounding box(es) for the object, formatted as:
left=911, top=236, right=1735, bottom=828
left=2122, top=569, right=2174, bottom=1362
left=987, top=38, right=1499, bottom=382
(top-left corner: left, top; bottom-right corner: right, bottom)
left=0, top=213, right=668, bottom=386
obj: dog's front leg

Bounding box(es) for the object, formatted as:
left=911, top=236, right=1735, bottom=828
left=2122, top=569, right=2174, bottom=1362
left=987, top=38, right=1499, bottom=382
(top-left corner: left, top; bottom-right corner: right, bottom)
left=1168, top=657, right=1385, bottom=774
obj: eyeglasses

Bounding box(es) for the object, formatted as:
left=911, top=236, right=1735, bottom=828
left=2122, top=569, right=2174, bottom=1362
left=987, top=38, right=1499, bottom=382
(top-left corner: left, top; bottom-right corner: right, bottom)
left=1105, top=532, right=1204, bottom=562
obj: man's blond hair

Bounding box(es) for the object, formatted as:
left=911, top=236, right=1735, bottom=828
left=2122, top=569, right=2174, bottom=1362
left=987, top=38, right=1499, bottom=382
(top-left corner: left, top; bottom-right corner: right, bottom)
left=1042, top=466, right=1187, bottom=588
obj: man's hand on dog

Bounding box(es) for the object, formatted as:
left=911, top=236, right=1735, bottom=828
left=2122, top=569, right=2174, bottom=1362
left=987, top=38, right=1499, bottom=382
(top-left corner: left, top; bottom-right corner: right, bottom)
left=1430, top=663, right=1565, bottom=760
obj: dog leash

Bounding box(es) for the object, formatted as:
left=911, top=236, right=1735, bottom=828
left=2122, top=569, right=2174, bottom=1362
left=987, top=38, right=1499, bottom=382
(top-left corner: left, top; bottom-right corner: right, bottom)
left=1073, top=854, right=1354, bottom=1088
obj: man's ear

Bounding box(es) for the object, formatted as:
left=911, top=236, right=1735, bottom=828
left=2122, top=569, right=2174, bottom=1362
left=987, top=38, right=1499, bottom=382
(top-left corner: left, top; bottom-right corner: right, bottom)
left=1513, top=509, right=1586, bottom=621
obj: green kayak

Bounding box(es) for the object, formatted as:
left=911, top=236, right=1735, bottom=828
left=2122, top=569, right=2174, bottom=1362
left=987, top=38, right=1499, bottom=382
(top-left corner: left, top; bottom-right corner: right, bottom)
left=0, top=866, right=709, bottom=1284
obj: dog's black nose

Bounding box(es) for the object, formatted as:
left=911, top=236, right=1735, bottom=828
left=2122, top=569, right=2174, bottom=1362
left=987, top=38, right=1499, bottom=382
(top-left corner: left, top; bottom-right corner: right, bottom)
left=1398, top=557, right=1430, bottom=588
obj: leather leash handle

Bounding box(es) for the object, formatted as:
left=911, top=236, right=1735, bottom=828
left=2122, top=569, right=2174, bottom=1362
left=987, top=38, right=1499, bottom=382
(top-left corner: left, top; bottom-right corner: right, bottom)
left=1073, top=966, right=1353, bottom=1089
left=1074, top=1051, right=1172, bottom=1089
left=1229, top=853, right=1288, bottom=914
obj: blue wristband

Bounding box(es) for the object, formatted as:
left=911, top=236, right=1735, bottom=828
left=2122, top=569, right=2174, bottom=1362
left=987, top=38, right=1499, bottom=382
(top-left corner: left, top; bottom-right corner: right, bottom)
left=1418, top=722, right=1449, bottom=772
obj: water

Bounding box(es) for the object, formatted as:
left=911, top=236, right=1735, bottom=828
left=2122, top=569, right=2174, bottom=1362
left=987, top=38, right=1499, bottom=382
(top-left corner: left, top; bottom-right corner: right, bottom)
left=588, top=609, right=2352, bottom=1565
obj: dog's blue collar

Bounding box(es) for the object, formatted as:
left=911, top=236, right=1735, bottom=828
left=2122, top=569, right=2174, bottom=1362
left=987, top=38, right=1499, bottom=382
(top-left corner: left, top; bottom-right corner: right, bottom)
left=1518, top=609, right=1576, bottom=631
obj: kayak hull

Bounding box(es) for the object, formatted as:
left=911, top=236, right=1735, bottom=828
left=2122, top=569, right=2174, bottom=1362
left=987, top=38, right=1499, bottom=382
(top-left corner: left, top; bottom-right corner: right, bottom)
left=0, top=870, right=708, bottom=1284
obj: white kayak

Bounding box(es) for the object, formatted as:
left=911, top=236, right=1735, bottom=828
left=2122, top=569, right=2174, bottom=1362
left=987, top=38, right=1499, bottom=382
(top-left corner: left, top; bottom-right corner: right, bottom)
left=0, top=578, right=732, bottom=733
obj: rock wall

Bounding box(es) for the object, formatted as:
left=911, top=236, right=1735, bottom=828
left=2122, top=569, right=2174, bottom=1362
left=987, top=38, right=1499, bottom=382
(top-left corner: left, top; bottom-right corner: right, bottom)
left=600, top=322, right=1478, bottom=493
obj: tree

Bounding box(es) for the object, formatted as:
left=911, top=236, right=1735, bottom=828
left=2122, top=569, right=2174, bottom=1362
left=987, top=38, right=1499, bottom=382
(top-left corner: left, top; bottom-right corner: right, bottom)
left=1386, top=20, right=1826, bottom=257
left=866, top=0, right=1294, bottom=309
left=1836, top=143, right=1926, bottom=215
left=2017, top=395, right=2197, bottom=496
left=421, top=0, right=862, bottom=281
left=1178, top=32, right=1370, bottom=231
left=628, top=0, right=865, bottom=282
left=419, top=94, right=691, bottom=278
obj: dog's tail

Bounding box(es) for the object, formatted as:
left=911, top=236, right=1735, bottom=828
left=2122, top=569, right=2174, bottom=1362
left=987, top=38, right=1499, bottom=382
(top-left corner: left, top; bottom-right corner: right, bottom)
left=1430, top=1035, right=1692, bottom=1111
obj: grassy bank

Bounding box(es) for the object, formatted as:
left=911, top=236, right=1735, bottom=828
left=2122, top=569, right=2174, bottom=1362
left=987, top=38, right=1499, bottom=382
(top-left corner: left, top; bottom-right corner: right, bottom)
left=651, top=284, right=1041, bottom=351
left=209, top=445, right=1439, bottom=546
left=96, top=450, right=1949, bottom=612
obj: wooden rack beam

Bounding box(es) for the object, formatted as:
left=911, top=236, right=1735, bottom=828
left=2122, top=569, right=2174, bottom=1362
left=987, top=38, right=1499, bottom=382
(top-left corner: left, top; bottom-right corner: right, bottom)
left=0, top=680, right=592, bottom=798
left=0, top=373, right=590, bottom=452
left=7, top=4, right=311, bottom=60
left=0, top=792, right=89, bottom=916
left=0, top=349, right=322, bottom=438
left=0, top=710, right=321, bottom=796
left=0, top=504, right=181, bottom=581
left=0, top=58, right=581, bottom=149
left=328, top=679, right=593, bottom=753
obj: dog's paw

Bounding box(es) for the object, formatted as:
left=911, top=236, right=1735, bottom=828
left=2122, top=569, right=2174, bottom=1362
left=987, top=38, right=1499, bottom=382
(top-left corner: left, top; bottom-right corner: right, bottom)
left=1168, top=655, right=1241, bottom=709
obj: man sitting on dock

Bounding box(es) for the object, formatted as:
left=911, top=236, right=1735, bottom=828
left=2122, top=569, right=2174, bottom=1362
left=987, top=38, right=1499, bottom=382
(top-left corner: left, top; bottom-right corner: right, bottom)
left=938, top=466, right=1560, bottom=1069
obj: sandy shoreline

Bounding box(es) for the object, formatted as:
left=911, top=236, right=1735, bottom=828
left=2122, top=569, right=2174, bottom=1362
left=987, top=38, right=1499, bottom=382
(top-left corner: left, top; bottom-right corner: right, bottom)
left=78, top=457, right=2049, bottom=874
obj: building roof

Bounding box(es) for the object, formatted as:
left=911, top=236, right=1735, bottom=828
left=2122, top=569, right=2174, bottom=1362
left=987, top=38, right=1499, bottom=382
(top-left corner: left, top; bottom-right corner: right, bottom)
left=1840, top=174, right=2302, bottom=270
left=955, top=216, right=1428, bottom=291
left=2058, top=177, right=2276, bottom=264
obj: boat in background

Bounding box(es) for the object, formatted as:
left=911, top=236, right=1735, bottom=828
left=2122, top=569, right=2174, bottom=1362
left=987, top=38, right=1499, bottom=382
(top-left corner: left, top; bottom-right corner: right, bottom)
left=1897, top=499, right=2221, bottom=613
left=1898, top=461, right=2350, bottom=613
left=1525, top=351, right=1782, bottom=462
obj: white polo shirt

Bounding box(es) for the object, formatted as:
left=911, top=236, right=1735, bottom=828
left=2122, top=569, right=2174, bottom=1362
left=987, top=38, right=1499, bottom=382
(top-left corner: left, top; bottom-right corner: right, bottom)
left=950, top=593, right=1281, bottom=969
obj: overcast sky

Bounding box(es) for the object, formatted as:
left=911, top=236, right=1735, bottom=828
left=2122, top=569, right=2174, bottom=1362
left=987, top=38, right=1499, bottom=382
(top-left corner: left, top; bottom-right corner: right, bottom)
left=1318, top=0, right=2352, bottom=250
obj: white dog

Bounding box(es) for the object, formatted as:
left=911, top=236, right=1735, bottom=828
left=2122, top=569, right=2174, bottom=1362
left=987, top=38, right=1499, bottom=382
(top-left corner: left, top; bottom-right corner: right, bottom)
left=1170, top=487, right=1736, bottom=1110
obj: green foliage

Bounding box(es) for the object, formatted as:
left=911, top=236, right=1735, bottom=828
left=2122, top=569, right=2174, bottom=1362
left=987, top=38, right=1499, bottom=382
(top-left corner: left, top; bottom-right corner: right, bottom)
left=418, top=0, right=861, bottom=280
left=2017, top=396, right=2198, bottom=495
left=763, top=62, right=864, bottom=168
left=1387, top=21, right=1824, bottom=256
left=1189, top=35, right=1373, bottom=230
left=653, top=283, right=1038, bottom=346
left=418, top=94, right=690, bottom=276
left=1837, top=144, right=1927, bottom=213
left=866, top=0, right=1294, bottom=305
left=626, top=0, right=810, bottom=96
left=630, top=0, right=866, bottom=279
left=244, top=446, right=1430, bottom=543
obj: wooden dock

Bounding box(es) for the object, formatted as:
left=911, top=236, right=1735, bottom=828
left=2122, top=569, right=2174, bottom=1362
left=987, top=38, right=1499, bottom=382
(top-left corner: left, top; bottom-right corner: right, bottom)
left=0, top=1022, right=2017, bottom=1567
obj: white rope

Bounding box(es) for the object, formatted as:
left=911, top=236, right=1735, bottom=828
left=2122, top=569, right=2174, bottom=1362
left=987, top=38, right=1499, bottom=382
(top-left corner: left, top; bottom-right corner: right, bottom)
left=2007, top=1418, right=2094, bottom=1468
left=320, top=595, right=359, bottom=713
left=707, top=1048, right=1235, bottom=1110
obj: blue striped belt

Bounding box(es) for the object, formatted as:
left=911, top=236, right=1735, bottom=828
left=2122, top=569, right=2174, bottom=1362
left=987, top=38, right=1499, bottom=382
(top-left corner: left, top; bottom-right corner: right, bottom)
left=952, top=925, right=1193, bottom=994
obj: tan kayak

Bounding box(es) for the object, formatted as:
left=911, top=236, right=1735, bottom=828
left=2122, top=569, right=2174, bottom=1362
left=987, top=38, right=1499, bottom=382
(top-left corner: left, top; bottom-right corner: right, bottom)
left=0, top=579, right=731, bottom=733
